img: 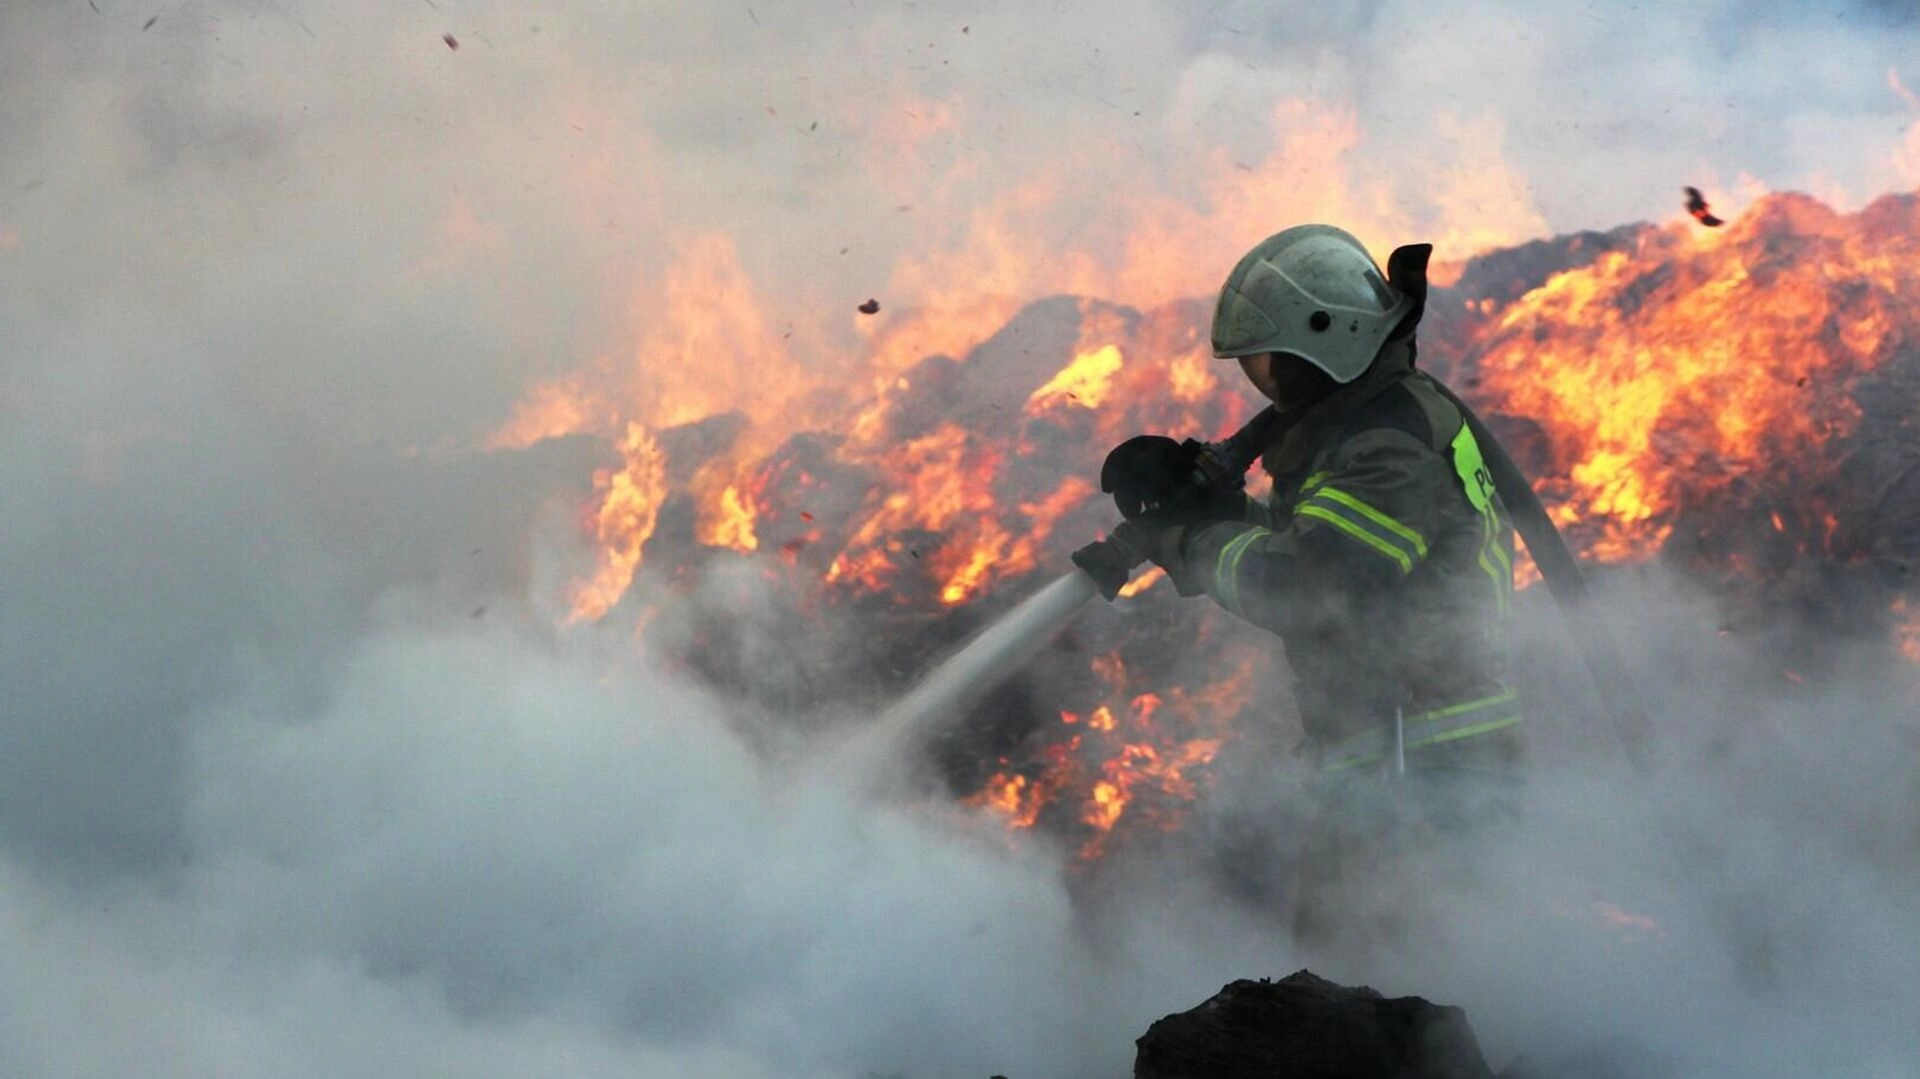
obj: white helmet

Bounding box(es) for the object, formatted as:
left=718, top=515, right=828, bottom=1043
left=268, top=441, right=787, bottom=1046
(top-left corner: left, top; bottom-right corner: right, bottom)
left=1209, top=224, right=1413, bottom=383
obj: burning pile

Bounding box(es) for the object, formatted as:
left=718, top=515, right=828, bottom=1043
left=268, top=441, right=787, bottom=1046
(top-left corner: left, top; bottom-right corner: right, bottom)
left=1436, top=192, right=1920, bottom=670
left=497, top=189, right=1920, bottom=861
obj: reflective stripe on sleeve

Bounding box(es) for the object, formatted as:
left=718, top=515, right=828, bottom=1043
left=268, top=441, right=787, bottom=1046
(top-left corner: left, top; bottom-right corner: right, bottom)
left=1211, top=526, right=1271, bottom=615
left=1296, top=486, right=1429, bottom=575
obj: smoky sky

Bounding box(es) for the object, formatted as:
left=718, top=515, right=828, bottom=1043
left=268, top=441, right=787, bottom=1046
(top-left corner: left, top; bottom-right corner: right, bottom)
left=5, top=3, right=1918, bottom=439
left=4, top=2, right=1920, bottom=1077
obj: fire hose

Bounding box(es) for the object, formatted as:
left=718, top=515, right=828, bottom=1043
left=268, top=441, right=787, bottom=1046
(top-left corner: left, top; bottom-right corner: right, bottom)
left=855, top=420, right=1276, bottom=766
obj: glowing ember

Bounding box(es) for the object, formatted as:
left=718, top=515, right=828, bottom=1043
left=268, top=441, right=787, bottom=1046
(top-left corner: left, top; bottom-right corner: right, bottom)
left=1083, top=778, right=1127, bottom=832
left=825, top=546, right=896, bottom=593
left=968, top=654, right=1252, bottom=860
left=977, top=774, right=1044, bottom=829
left=1077, top=736, right=1225, bottom=860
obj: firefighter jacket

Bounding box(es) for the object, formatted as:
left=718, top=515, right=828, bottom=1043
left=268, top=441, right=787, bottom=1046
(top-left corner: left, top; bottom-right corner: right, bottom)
left=1179, top=339, right=1521, bottom=772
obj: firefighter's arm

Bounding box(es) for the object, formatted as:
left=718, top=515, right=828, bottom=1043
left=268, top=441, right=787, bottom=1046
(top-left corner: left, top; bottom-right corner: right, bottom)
left=1225, top=489, right=1276, bottom=528
left=1174, top=429, right=1451, bottom=634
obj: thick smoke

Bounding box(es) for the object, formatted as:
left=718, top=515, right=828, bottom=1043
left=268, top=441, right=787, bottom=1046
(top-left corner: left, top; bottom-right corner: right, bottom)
left=1220, top=569, right=1920, bottom=1075
left=5, top=2, right=1920, bottom=1077
left=1, top=611, right=1222, bottom=1077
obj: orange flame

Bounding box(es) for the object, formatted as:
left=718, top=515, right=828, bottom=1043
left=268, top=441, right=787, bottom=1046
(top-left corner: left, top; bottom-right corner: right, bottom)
left=487, top=91, right=1920, bottom=861
left=1166, top=349, right=1218, bottom=404
left=1027, top=344, right=1126, bottom=414
left=1473, top=197, right=1886, bottom=561
left=1118, top=566, right=1166, bottom=598
left=499, top=91, right=1564, bottom=622
left=489, top=376, right=611, bottom=451
left=937, top=519, right=1010, bottom=606
left=569, top=423, right=668, bottom=623
left=970, top=652, right=1257, bottom=858
left=1076, top=736, right=1225, bottom=860
left=976, top=774, right=1046, bottom=830
left=697, top=482, right=760, bottom=553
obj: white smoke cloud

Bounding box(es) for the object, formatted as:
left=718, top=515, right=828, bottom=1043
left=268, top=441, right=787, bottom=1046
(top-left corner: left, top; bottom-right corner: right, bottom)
left=1242, top=570, right=1920, bottom=1076
left=6, top=2, right=1920, bottom=1076
left=0, top=604, right=1303, bottom=1078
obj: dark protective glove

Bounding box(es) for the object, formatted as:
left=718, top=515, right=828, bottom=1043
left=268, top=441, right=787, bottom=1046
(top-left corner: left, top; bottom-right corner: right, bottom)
left=1101, top=436, right=1193, bottom=520
left=1071, top=514, right=1207, bottom=600
left=1119, top=515, right=1209, bottom=597
left=1100, top=435, right=1246, bottom=522
left=1070, top=536, right=1140, bottom=601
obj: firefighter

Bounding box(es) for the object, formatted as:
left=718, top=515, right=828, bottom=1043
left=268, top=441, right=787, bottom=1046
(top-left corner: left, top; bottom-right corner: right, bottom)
left=1075, top=224, right=1523, bottom=940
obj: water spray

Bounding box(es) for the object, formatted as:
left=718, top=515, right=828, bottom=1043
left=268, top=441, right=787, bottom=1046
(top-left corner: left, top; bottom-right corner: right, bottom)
left=846, top=410, right=1286, bottom=771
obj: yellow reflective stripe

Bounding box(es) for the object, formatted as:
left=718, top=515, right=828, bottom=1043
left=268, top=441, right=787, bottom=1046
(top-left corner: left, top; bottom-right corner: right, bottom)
left=1296, top=504, right=1413, bottom=574
left=1311, top=487, right=1429, bottom=558
left=1405, top=686, right=1519, bottom=724
left=1212, top=527, right=1269, bottom=613
left=1487, top=526, right=1513, bottom=579
left=1322, top=751, right=1377, bottom=773
left=1297, top=485, right=1429, bottom=576
left=1321, top=713, right=1523, bottom=771
left=1479, top=551, right=1511, bottom=614
left=1476, top=513, right=1512, bottom=615
left=1489, top=519, right=1514, bottom=612
left=1406, top=714, right=1521, bottom=750
left=1320, top=688, right=1522, bottom=771
left=1300, top=470, right=1332, bottom=494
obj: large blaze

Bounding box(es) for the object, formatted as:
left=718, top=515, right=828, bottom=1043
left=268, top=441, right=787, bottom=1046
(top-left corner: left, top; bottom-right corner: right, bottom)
left=1461, top=194, right=1911, bottom=563
left=496, top=126, right=1920, bottom=860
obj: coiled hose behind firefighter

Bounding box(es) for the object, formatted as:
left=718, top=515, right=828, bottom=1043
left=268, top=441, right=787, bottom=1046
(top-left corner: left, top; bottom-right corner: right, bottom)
left=1428, top=378, right=1652, bottom=771
left=1388, top=243, right=1652, bottom=772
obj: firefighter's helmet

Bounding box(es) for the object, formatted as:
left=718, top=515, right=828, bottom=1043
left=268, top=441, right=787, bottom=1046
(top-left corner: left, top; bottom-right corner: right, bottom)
left=1209, top=224, right=1412, bottom=383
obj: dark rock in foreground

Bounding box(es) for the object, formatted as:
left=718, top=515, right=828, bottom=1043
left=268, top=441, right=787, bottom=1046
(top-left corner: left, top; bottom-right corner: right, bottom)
left=1134, top=971, right=1493, bottom=1079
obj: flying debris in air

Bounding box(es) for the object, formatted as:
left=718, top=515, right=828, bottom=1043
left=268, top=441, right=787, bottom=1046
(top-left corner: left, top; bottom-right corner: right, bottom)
left=142, top=14, right=159, bottom=30
left=857, top=298, right=881, bottom=315
left=442, top=33, right=460, bottom=50
left=1684, top=186, right=1725, bottom=228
